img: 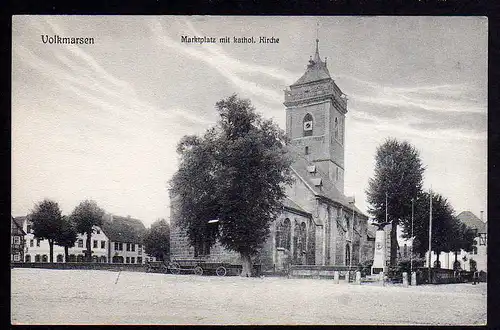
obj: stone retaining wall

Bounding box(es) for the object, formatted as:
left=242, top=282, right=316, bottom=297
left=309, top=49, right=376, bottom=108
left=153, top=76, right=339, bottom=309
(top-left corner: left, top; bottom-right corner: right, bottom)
left=11, top=262, right=146, bottom=272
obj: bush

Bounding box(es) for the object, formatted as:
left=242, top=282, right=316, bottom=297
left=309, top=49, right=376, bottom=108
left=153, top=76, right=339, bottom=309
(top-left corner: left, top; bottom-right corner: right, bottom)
left=358, top=259, right=373, bottom=277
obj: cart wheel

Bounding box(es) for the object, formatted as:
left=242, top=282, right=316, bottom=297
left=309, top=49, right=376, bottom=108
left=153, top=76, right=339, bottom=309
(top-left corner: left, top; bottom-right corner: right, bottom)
left=194, top=266, right=204, bottom=276
left=216, top=266, right=227, bottom=277
left=170, top=262, right=181, bottom=275
left=161, top=265, right=168, bottom=273
left=146, top=266, right=152, bottom=273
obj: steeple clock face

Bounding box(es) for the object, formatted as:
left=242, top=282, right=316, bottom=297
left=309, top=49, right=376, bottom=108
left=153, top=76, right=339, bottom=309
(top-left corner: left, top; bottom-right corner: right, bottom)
left=304, top=121, right=313, bottom=131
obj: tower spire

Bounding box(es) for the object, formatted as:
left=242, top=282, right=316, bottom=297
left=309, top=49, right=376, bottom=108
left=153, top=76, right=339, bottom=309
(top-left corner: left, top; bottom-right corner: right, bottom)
left=314, top=22, right=321, bottom=63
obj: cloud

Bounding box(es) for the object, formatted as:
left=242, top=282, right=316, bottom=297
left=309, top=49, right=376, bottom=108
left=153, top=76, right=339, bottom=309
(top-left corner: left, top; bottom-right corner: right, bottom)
left=149, top=19, right=294, bottom=105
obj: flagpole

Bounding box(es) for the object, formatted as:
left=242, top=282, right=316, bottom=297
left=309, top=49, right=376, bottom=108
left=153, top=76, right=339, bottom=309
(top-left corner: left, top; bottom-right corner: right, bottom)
left=428, top=187, right=432, bottom=284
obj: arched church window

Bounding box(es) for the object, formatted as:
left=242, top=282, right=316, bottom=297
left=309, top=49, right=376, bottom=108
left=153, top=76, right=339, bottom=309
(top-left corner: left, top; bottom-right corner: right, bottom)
left=303, top=113, right=313, bottom=137
left=305, top=146, right=309, bottom=155
left=275, top=220, right=282, bottom=248
left=283, top=218, right=291, bottom=250
left=334, top=117, right=339, bottom=140
left=345, top=243, right=351, bottom=266
left=300, top=222, right=307, bottom=253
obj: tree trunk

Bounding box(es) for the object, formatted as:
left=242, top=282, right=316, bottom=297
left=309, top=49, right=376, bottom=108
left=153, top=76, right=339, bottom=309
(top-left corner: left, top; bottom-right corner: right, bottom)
left=65, top=246, right=69, bottom=263
left=454, top=251, right=458, bottom=262
left=390, top=221, right=398, bottom=266
left=49, top=239, right=54, bottom=263
left=240, top=252, right=252, bottom=277
left=86, top=232, right=92, bottom=262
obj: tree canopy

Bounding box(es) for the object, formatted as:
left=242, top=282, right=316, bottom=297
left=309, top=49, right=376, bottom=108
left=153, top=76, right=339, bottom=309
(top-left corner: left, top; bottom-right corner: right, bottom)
left=70, top=200, right=105, bottom=262
left=170, top=94, right=294, bottom=276
left=55, top=215, right=78, bottom=262
left=29, top=199, right=63, bottom=263
left=143, top=219, right=171, bottom=261
left=366, top=138, right=425, bottom=266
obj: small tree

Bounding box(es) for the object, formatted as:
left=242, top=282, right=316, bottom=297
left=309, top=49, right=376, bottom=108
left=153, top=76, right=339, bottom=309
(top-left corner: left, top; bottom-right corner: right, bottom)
left=71, top=200, right=105, bottom=262
left=144, top=219, right=171, bottom=261
left=170, top=95, right=294, bottom=276
left=29, top=199, right=63, bottom=263
left=55, top=215, right=78, bottom=262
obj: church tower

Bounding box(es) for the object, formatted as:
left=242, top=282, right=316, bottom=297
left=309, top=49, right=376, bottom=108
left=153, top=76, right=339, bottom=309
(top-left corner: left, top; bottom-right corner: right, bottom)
left=284, top=39, right=347, bottom=193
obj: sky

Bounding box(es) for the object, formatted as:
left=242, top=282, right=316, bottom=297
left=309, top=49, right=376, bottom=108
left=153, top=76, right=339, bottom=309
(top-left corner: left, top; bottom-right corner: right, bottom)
left=11, top=16, right=488, bottom=227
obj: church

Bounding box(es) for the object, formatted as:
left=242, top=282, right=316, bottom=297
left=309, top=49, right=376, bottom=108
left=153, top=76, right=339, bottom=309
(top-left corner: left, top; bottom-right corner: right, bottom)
left=170, top=40, right=371, bottom=272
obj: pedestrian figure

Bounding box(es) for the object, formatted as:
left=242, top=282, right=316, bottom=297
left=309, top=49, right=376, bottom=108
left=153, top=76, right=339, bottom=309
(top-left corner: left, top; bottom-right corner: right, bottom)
left=472, top=270, right=479, bottom=285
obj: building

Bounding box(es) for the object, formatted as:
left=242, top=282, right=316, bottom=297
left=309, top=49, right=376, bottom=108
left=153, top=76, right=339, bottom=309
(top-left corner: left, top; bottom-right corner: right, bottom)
left=14, top=214, right=150, bottom=264
left=426, top=210, right=487, bottom=272
left=11, top=216, right=26, bottom=262
left=170, top=40, right=371, bottom=271
left=101, top=215, right=148, bottom=264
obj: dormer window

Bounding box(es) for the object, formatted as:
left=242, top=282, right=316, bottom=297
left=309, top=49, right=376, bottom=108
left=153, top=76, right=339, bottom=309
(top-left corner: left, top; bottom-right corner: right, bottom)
left=303, top=113, right=313, bottom=137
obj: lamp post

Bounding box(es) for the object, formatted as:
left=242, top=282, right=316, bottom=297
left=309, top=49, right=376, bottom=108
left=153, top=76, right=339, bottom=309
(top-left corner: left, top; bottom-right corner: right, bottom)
left=410, top=198, right=414, bottom=274
left=428, top=188, right=433, bottom=284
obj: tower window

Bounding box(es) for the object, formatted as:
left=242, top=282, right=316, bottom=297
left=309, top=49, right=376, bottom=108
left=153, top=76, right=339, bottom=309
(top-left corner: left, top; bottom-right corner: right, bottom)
left=305, top=146, right=309, bottom=155
left=303, top=113, right=313, bottom=137
left=334, top=117, right=339, bottom=140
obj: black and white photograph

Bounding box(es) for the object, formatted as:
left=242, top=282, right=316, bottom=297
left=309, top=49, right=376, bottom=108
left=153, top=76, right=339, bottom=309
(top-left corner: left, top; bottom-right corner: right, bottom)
left=11, top=16, right=487, bottom=325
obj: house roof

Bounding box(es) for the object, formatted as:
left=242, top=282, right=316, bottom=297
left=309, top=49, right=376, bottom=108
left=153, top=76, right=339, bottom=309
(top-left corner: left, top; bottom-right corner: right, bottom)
left=287, top=144, right=368, bottom=219
left=457, top=211, right=486, bottom=233
left=101, top=215, right=147, bottom=244
left=291, top=39, right=332, bottom=87
left=11, top=216, right=26, bottom=235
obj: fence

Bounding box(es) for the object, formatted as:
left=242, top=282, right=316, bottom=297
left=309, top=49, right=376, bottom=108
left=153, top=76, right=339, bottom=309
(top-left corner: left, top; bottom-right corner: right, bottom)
left=289, top=265, right=357, bottom=280
left=414, top=268, right=486, bottom=284
left=11, top=262, right=146, bottom=272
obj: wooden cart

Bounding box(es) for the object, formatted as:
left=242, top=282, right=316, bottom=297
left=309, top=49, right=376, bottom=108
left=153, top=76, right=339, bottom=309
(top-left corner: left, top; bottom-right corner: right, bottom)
left=168, top=258, right=231, bottom=276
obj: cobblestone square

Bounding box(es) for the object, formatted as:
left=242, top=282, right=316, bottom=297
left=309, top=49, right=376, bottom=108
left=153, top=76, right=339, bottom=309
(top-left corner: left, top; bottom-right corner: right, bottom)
left=11, top=268, right=487, bottom=325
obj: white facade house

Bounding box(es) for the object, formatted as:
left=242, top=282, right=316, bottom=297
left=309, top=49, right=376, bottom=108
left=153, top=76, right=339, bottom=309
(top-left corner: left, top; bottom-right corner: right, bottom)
left=425, top=211, right=487, bottom=272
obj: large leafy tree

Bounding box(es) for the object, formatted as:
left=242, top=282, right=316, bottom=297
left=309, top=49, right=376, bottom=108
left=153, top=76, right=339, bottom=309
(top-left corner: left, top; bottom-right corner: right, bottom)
left=366, top=138, right=425, bottom=266
left=170, top=95, right=294, bottom=276
left=406, top=192, right=462, bottom=265
left=448, top=218, right=476, bottom=268
left=55, top=215, right=78, bottom=262
left=71, top=200, right=105, bottom=262
left=144, top=219, right=171, bottom=261
left=29, top=199, right=63, bottom=263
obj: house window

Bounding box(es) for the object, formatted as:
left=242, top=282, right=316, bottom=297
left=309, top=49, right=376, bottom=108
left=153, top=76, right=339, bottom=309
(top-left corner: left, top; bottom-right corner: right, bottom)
left=27, top=224, right=31, bottom=233
left=115, top=242, right=119, bottom=250
left=30, top=239, right=34, bottom=247
left=77, top=239, right=83, bottom=248
left=472, top=246, right=478, bottom=255
left=126, top=257, right=130, bottom=264
left=131, top=257, right=135, bottom=264
left=14, top=253, right=20, bottom=261
left=305, top=146, right=309, bottom=155
left=479, top=234, right=487, bottom=246
left=131, top=244, right=135, bottom=252
left=36, top=239, right=40, bottom=247
left=96, top=229, right=100, bottom=234
left=42, top=255, right=48, bottom=262
left=14, top=236, right=20, bottom=245
left=35, top=254, right=41, bottom=262
left=137, top=257, right=142, bottom=264
left=119, top=243, right=123, bottom=251
left=403, top=244, right=408, bottom=258
left=93, top=240, right=98, bottom=248
left=57, top=254, right=64, bottom=262
left=101, top=241, right=106, bottom=249
left=303, top=113, right=313, bottom=137
left=25, top=255, right=31, bottom=262
left=126, top=243, right=131, bottom=251
left=138, top=245, right=142, bottom=255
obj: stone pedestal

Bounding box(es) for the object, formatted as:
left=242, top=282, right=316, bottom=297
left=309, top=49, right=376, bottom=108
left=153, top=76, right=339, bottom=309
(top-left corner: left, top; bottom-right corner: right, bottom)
left=371, top=229, right=387, bottom=275
left=333, top=271, right=339, bottom=284
left=402, top=272, right=408, bottom=287
left=355, top=271, right=361, bottom=285
left=411, top=272, right=417, bottom=286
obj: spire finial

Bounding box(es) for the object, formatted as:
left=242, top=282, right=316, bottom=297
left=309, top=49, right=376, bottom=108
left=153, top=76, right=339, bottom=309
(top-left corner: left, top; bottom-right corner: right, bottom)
left=313, top=21, right=321, bottom=64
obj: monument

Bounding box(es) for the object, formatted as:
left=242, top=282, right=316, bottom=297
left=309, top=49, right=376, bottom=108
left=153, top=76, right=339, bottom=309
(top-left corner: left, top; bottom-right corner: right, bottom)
left=371, top=222, right=390, bottom=274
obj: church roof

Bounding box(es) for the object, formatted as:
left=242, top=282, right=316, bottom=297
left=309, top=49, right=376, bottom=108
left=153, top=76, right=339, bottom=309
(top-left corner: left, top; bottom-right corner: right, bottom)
left=291, top=39, right=331, bottom=87
left=287, top=144, right=368, bottom=218
left=457, top=211, right=486, bottom=233
left=283, top=197, right=311, bottom=216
